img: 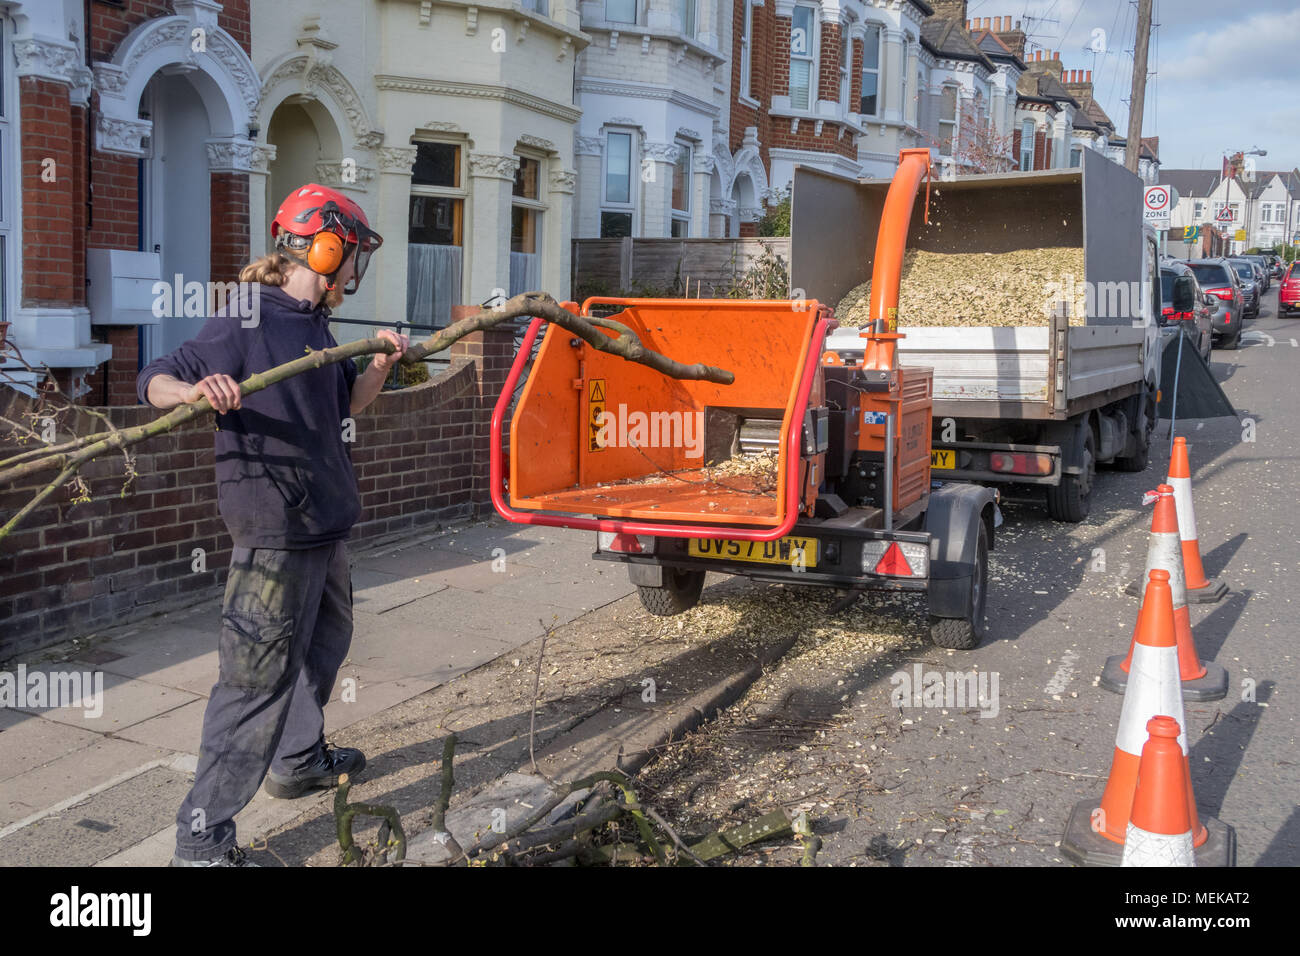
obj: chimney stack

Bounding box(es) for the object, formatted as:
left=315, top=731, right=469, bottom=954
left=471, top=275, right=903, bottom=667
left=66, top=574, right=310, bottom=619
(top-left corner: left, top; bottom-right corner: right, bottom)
left=983, top=17, right=991, bottom=29
left=1086, top=70, right=1092, bottom=81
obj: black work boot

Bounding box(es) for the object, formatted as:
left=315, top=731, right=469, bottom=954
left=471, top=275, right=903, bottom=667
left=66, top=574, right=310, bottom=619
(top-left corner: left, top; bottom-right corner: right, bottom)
left=170, top=846, right=261, bottom=867
left=263, top=745, right=366, bottom=799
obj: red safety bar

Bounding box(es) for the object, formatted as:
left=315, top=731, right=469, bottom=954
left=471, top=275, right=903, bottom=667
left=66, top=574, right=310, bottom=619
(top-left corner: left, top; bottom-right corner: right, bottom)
left=489, top=310, right=835, bottom=541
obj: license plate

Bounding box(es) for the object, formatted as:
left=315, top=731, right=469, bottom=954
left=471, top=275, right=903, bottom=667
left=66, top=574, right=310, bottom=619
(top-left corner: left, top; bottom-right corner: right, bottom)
left=931, top=449, right=956, bottom=469
left=688, top=536, right=819, bottom=567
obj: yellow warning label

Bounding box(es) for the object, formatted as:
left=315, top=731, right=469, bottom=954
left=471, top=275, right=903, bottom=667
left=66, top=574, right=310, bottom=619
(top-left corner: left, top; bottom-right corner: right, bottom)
left=588, top=379, right=607, bottom=451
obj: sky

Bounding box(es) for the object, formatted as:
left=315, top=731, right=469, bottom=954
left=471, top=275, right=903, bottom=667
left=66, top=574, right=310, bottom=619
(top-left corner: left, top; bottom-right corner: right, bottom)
left=965, top=0, right=1300, bottom=173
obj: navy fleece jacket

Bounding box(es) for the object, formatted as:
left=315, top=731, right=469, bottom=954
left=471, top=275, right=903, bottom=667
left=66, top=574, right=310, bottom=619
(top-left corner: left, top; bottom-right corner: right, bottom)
left=137, top=284, right=361, bottom=550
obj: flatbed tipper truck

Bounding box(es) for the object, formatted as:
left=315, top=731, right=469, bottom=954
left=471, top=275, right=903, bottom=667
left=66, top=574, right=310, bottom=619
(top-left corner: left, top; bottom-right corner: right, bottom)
left=791, top=151, right=1162, bottom=521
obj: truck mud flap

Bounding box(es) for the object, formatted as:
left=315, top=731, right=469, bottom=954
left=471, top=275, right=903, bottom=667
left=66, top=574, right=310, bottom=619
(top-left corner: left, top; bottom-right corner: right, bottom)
left=923, top=483, right=996, bottom=618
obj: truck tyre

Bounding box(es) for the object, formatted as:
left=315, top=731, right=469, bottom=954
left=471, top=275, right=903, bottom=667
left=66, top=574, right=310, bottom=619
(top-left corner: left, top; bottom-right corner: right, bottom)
left=636, top=568, right=705, bottom=616
left=928, top=521, right=988, bottom=650
left=1114, top=386, right=1156, bottom=473
left=1046, top=427, right=1095, bottom=522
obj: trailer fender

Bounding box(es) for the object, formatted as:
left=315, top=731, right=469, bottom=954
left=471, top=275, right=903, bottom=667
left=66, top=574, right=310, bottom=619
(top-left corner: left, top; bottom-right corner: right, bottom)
left=924, top=483, right=997, bottom=618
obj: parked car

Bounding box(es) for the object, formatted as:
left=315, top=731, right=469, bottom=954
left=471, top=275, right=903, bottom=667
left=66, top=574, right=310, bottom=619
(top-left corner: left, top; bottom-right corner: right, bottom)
left=1160, top=261, right=1213, bottom=359
left=1226, top=258, right=1260, bottom=318
left=1183, top=258, right=1244, bottom=349
left=1280, top=261, right=1300, bottom=317
left=1243, top=255, right=1270, bottom=292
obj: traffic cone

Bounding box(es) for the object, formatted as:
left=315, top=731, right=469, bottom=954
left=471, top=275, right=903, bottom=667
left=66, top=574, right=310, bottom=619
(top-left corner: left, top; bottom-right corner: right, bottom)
left=1169, top=437, right=1228, bottom=604
left=1121, top=716, right=1196, bottom=866
left=1061, top=568, right=1235, bottom=866
left=1104, top=486, right=1227, bottom=700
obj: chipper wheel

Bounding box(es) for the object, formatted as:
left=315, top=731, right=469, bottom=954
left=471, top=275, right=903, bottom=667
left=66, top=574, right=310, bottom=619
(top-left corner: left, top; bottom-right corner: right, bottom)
left=927, top=521, right=989, bottom=650
left=636, top=568, right=706, bottom=616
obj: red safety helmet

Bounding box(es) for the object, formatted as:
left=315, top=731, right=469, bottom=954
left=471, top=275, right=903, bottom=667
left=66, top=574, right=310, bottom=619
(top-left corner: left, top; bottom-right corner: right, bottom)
left=271, top=184, right=383, bottom=295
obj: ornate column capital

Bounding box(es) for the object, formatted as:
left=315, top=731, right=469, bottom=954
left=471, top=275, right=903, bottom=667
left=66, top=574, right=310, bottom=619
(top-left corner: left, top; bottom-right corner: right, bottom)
left=468, top=152, right=520, bottom=180
left=377, top=146, right=419, bottom=175
left=548, top=168, right=577, bottom=194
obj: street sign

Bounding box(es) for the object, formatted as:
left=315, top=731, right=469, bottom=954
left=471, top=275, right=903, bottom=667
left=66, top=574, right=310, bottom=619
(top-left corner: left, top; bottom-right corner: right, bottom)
left=1215, top=207, right=1234, bottom=223
left=1143, top=185, right=1173, bottom=225
left=1234, top=229, right=1247, bottom=242
left=1182, top=225, right=1201, bottom=241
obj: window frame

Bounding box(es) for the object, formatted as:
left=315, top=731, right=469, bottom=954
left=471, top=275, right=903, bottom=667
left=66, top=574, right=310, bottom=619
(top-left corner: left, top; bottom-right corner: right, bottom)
left=601, top=127, right=638, bottom=238
left=1018, top=118, right=1035, bottom=171
left=938, top=85, right=959, bottom=158
left=839, top=33, right=850, bottom=111
left=859, top=21, right=883, bottom=118
left=605, top=0, right=638, bottom=26
left=740, top=1, right=755, bottom=102
left=678, top=0, right=696, bottom=38
left=408, top=140, right=468, bottom=248
left=511, top=150, right=547, bottom=260
left=671, top=140, right=692, bottom=237
left=789, top=4, right=819, bottom=112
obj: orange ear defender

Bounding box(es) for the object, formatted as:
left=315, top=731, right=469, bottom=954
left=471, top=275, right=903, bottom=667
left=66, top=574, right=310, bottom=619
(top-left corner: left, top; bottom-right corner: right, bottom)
left=306, top=230, right=346, bottom=275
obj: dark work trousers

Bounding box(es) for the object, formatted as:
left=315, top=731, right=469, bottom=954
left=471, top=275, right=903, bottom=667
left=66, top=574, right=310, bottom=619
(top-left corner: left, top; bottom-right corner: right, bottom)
left=174, top=541, right=353, bottom=860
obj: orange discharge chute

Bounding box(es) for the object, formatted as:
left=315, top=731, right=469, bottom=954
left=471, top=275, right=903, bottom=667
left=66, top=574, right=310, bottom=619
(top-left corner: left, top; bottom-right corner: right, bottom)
left=862, top=147, right=933, bottom=371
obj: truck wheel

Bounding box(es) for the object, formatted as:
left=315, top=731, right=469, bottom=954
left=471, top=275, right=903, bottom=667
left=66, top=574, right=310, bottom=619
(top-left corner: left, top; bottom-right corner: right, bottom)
left=928, top=521, right=988, bottom=650
left=636, top=568, right=706, bottom=616
left=1114, top=387, right=1155, bottom=473
left=1046, top=428, right=1095, bottom=522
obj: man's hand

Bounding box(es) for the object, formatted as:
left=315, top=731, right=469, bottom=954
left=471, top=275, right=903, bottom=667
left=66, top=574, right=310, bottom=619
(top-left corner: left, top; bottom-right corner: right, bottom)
left=183, top=374, right=243, bottom=413
left=350, top=328, right=412, bottom=415
left=145, top=372, right=242, bottom=411
left=369, top=329, right=410, bottom=373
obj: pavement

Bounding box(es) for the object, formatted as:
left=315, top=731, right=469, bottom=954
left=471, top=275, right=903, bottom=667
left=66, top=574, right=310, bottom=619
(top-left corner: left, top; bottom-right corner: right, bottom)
left=0, top=518, right=637, bottom=866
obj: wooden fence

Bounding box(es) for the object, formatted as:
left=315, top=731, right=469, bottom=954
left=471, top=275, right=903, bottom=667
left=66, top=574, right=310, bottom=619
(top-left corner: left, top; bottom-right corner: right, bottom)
left=572, top=237, right=792, bottom=298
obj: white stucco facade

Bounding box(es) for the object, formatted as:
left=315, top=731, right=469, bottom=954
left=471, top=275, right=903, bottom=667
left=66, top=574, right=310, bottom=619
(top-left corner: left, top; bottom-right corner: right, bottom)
left=251, top=0, right=587, bottom=340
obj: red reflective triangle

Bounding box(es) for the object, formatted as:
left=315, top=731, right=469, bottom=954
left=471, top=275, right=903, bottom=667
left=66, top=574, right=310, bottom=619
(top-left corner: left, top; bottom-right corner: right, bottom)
left=875, top=542, right=912, bottom=576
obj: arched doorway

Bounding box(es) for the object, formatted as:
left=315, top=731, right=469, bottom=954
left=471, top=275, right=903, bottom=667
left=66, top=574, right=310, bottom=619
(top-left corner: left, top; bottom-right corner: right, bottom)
left=265, top=98, right=343, bottom=245
left=140, top=70, right=213, bottom=361
left=730, top=174, right=756, bottom=238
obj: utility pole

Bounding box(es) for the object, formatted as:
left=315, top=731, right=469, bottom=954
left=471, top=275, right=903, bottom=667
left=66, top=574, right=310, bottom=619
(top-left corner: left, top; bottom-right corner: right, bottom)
left=1124, top=0, right=1154, bottom=174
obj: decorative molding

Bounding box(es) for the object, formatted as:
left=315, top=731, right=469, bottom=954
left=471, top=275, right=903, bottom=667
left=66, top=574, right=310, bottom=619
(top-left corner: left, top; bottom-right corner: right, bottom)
left=557, top=36, right=573, bottom=60
left=14, top=35, right=93, bottom=105
left=378, top=146, right=419, bottom=173
left=710, top=198, right=737, bottom=215
left=249, top=143, right=278, bottom=174
left=676, top=127, right=702, bottom=142
left=574, top=78, right=718, bottom=118
left=418, top=120, right=463, bottom=133
left=548, top=169, right=577, bottom=194
left=641, top=34, right=651, bottom=54
left=258, top=55, right=384, bottom=151
left=374, top=75, right=581, bottom=123
left=468, top=152, right=520, bottom=179
left=642, top=141, right=683, bottom=163
left=205, top=137, right=257, bottom=173
left=314, top=160, right=376, bottom=188
left=575, top=135, right=603, bottom=156
left=609, top=30, right=619, bottom=50
left=693, top=152, right=715, bottom=174
left=96, top=116, right=153, bottom=157
left=519, top=133, right=557, bottom=154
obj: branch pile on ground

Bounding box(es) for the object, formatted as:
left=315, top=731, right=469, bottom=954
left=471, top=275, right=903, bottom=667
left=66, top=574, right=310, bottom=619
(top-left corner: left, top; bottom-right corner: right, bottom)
left=836, top=247, right=1088, bottom=328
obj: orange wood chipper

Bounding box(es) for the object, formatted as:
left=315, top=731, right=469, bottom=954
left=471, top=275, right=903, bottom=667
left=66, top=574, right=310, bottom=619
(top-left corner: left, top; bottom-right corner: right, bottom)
left=491, top=150, right=997, bottom=648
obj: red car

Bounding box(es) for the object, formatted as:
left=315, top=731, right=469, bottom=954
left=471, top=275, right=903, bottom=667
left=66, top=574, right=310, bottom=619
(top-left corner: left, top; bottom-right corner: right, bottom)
left=1281, top=262, right=1300, bottom=317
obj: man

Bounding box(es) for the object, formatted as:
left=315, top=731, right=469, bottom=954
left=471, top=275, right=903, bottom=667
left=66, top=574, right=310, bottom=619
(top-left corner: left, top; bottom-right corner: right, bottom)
left=138, top=185, right=408, bottom=867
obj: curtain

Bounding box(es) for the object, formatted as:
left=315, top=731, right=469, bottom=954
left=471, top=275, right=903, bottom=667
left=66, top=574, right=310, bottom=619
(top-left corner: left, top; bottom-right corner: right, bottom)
left=509, top=251, right=540, bottom=297
left=407, top=243, right=462, bottom=329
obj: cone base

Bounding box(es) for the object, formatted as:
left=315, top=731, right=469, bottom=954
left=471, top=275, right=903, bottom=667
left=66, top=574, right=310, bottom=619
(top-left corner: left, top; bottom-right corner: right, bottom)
left=1061, top=798, right=1236, bottom=867
left=1098, top=655, right=1229, bottom=701
left=1185, top=579, right=1229, bottom=604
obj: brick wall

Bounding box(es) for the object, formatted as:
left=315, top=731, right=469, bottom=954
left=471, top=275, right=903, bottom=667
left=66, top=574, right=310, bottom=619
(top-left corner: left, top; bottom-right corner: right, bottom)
left=19, top=77, right=80, bottom=307
left=210, top=173, right=250, bottom=285
left=0, top=328, right=515, bottom=659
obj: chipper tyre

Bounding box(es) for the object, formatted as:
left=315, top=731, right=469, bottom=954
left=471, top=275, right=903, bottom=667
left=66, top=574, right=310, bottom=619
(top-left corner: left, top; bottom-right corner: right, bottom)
left=927, top=522, right=989, bottom=650
left=636, top=568, right=706, bottom=616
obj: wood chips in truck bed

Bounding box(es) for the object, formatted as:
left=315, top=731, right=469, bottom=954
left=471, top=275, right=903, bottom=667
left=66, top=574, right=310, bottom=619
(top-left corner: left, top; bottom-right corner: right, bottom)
left=835, top=247, right=1087, bottom=328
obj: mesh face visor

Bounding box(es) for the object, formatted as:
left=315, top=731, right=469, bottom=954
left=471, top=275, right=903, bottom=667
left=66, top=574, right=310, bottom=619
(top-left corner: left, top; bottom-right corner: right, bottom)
left=319, top=205, right=383, bottom=295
